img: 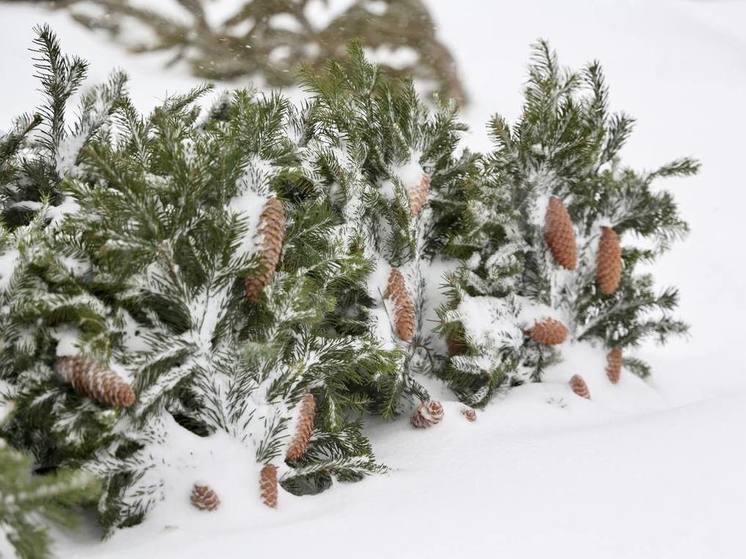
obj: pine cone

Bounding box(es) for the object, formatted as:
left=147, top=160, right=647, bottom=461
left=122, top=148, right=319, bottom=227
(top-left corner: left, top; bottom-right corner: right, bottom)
left=54, top=356, right=136, bottom=408
left=260, top=464, right=278, bottom=508
left=446, top=326, right=467, bottom=357
left=384, top=268, right=415, bottom=342
left=408, top=173, right=431, bottom=217
left=569, top=374, right=591, bottom=399
left=606, top=347, right=622, bottom=384
left=461, top=408, right=477, bottom=422
left=596, top=226, right=622, bottom=295
left=544, top=196, right=577, bottom=270
left=286, top=394, right=316, bottom=461
left=383, top=267, right=406, bottom=299
left=427, top=400, right=444, bottom=423
left=245, top=197, right=286, bottom=302
left=528, top=318, right=568, bottom=345
left=191, top=484, right=220, bottom=511
left=411, top=400, right=444, bottom=428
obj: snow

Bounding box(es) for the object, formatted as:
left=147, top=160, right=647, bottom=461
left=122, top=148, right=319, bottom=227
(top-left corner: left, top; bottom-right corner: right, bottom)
left=52, top=326, right=82, bottom=357
left=0, top=248, right=20, bottom=291
left=363, top=45, right=420, bottom=70
left=456, top=294, right=522, bottom=351
left=228, top=186, right=266, bottom=261
left=1, top=1, right=745, bottom=558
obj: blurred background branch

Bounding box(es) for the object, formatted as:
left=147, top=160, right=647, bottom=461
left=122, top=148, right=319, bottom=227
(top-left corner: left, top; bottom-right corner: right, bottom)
left=9, top=0, right=467, bottom=104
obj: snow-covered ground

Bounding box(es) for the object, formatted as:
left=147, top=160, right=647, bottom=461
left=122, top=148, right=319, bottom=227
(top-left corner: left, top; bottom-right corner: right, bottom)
left=1, top=1, right=745, bottom=557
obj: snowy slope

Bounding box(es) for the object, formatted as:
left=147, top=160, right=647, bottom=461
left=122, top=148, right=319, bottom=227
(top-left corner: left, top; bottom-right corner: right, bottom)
left=60, top=382, right=746, bottom=558
left=1, top=1, right=745, bottom=558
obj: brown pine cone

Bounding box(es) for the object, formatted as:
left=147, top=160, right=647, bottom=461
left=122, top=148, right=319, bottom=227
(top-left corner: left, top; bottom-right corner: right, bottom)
left=411, top=400, right=444, bottom=428
left=245, top=197, right=286, bottom=302
left=596, top=226, right=622, bottom=295
left=408, top=173, right=431, bottom=217
left=286, top=394, right=316, bottom=461
left=544, top=196, right=577, bottom=270
left=383, top=267, right=406, bottom=299
left=461, top=408, right=477, bottom=422
left=446, top=328, right=467, bottom=357
left=569, top=374, right=591, bottom=399
left=54, top=356, right=136, bottom=408
left=427, top=401, right=444, bottom=423
left=606, top=347, right=622, bottom=384
left=260, top=464, right=278, bottom=508
left=384, top=268, right=415, bottom=342
left=191, top=484, right=220, bottom=511
left=410, top=411, right=431, bottom=429
left=528, top=318, right=568, bottom=345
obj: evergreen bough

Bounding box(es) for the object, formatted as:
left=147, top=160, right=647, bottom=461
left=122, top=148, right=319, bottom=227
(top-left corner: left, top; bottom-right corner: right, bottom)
left=0, top=27, right=697, bottom=552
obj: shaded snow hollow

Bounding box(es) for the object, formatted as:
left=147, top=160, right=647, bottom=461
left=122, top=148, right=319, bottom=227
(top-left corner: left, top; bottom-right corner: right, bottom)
left=1, top=0, right=745, bottom=558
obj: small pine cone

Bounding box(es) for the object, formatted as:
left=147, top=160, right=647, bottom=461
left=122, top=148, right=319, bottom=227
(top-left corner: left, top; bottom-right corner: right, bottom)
left=427, top=401, right=444, bottom=423
left=606, top=347, right=622, bottom=384
left=569, top=374, right=591, bottom=399
left=596, top=226, right=622, bottom=295
left=447, top=335, right=467, bottom=357
left=461, top=408, right=477, bottom=422
left=54, top=356, right=135, bottom=408
left=408, top=174, right=431, bottom=217
left=384, top=268, right=415, bottom=342
left=260, top=464, right=278, bottom=508
left=191, top=484, right=220, bottom=511
left=544, top=196, right=577, bottom=270
left=528, top=318, right=568, bottom=345
left=410, top=411, right=431, bottom=429
left=245, top=198, right=286, bottom=302
left=411, top=401, right=444, bottom=428
left=286, top=394, right=316, bottom=461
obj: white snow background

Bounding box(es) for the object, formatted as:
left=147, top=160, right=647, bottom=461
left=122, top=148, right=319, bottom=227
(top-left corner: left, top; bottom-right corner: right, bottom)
left=1, top=1, right=745, bottom=557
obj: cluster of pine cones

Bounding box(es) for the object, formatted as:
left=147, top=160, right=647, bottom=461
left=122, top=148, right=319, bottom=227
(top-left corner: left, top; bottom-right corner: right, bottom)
left=189, top=393, right=317, bottom=512
left=544, top=195, right=622, bottom=296
left=542, top=195, right=626, bottom=398
left=566, top=347, right=624, bottom=400
left=52, top=184, right=631, bottom=514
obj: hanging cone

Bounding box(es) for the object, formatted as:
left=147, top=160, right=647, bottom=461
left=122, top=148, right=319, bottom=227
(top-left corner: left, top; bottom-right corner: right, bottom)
left=544, top=196, right=577, bottom=270
left=260, top=464, right=278, bottom=508
left=245, top=197, right=286, bottom=302
left=286, top=394, right=316, bottom=461
left=606, top=347, right=622, bottom=384
left=447, top=335, right=467, bottom=357
left=190, top=484, right=220, bottom=511
left=596, top=226, right=622, bottom=295
left=411, top=400, right=444, bottom=428
left=54, top=356, right=135, bottom=408
left=446, top=324, right=467, bottom=357
left=461, top=408, right=477, bottom=422
left=384, top=268, right=415, bottom=342
left=383, top=267, right=406, bottom=299
left=408, top=173, right=431, bottom=217
left=527, top=318, right=568, bottom=345
left=569, top=374, right=591, bottom=399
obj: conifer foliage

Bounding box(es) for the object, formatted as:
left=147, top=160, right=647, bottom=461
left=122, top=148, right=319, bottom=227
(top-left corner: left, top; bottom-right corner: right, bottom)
left=0, top=26, right=696, bottom=552
left=0, top=408, right=93, bottom=559
left=435, top=41, right=697, bottom=405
